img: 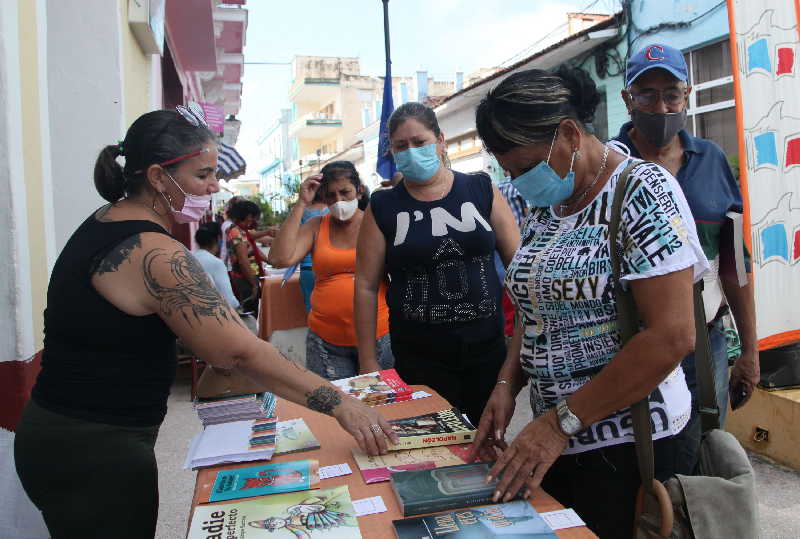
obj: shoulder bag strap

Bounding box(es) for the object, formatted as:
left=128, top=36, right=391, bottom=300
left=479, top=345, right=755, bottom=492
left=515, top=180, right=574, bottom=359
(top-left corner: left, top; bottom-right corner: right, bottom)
left=607, top=160, right=657, bottom=491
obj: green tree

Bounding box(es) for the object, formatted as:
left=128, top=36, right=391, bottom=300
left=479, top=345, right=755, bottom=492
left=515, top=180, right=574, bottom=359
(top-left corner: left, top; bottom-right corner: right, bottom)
left=247, top=193, right=277, bottom=227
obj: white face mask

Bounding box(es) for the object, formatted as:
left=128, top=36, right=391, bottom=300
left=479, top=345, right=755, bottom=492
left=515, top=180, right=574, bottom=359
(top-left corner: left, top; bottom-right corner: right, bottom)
left=329, top=198, right=358, bottom=221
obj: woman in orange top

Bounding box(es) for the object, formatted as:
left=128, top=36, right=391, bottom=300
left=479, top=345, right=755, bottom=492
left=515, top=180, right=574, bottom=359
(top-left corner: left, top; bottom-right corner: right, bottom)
left=268, top=161, right=392, bottom=379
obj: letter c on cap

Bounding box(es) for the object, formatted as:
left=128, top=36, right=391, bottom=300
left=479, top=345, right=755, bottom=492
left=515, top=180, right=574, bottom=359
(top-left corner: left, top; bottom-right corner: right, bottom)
left=645, top=45, right=665, bottom=61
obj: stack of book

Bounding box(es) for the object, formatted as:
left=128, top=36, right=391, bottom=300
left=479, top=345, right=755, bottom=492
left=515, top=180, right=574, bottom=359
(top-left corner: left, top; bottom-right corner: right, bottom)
left=194, top=392, right=277, bottom=426
left=184, top=418, right=278, bottom=469
left=331, top=369, right=413, bottom=406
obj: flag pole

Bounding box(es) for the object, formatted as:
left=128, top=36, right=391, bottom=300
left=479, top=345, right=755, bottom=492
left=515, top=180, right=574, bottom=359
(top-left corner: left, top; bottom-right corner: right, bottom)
left=376, top=0, right=397, bottom=180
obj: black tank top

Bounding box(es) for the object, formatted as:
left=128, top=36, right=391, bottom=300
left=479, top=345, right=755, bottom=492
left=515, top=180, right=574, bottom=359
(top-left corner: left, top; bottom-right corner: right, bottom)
left=370, top=171, right=503, bottom=341
left=32, top=209, right=177, bottom=426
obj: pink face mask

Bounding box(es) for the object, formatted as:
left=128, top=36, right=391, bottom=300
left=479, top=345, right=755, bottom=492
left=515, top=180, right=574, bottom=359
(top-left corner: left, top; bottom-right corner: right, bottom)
left=162, top=171, right=211, bottom=224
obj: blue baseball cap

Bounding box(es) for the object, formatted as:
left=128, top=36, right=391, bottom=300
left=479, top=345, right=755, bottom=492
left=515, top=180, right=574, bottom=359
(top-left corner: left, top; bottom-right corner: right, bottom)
left=626, top=43, right=688, bottom=87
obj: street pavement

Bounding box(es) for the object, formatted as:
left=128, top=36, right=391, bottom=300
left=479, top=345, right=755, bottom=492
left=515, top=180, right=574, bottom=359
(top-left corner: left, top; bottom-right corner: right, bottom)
left=155, top=367, right=800, bottom=538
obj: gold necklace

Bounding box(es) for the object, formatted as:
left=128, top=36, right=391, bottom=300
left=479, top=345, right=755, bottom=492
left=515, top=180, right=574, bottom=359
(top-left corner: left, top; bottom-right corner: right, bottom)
left=558, top=145, right=609, bottom=213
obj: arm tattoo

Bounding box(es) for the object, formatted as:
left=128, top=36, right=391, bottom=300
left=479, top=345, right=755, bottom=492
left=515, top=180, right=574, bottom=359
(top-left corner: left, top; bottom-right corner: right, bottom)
left=305, top=385, right=342, bottom=416
left=94, top=234, right=141, bottom=275
left=143, top=247, right=243, bottom=328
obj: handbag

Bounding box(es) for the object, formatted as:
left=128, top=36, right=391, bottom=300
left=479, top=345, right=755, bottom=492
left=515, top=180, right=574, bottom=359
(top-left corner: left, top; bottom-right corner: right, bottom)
left=608, top=160, right=759, bottom=538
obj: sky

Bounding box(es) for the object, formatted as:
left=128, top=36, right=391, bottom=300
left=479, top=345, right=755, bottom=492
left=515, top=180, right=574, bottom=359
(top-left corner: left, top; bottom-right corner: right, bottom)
left=236, top=0, right=620, bottom=176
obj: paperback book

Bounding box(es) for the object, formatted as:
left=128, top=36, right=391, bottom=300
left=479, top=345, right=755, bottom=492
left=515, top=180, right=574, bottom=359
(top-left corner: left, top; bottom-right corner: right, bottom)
left=194, top=392, right=277, bottom=426
left=188, top=485, right=362, bottom=539
left=198, top=460, right=320, bottom=503
left=184, top=418, right=277, bottom=469
left=390, top=462, right=525, bottom=517
left=387, top=408, right=476, bottom=450
left=331, top=369, right=412, bottom=406
left=351, top=444, right=471, bottom=484
left=274, top=418, right=321, bottom=455
left=392, top=500, right=557, bottom=538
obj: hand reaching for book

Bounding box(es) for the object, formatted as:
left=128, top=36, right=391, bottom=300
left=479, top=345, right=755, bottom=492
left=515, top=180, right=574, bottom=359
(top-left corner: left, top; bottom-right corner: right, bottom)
left=467, top=383, right=517, bottom=462
left=486, top=409, right=569, bottom=504
left=332, top=397, right=400, bottom=456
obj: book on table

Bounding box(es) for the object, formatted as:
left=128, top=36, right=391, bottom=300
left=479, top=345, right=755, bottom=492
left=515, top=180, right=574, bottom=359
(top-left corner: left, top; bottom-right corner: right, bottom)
left=197, top=459, right=320, bottom=503
left=330, top=369, right=413, bottom=405
left=392, top=500, right=557, bottom=538
left=390, top=462, right=525, bottom=517
left=351, top=444, right=472, bottom=484
left=184, top=417, right=277, bottom=469
left=274, top=417, right=321, bottom=456
left=188, top=485, right=362, bottom=539
left=387, top=408, right=476, bottom=450
left=194, top=392, right=277, bottom=426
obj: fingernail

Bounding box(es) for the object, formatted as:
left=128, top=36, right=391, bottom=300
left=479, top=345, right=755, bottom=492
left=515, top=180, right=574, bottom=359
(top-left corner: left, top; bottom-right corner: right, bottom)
left=524, top=489, right=531, bottom=499
left=492, top=490, right=500, bottom=503
left=495, top=430, right=502, bottom=440
left=485, top=475, right=493, bottom=484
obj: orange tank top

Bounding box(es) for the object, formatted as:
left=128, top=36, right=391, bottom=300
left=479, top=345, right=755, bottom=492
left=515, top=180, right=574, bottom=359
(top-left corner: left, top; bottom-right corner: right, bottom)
left=308, top=215, right=390, bottom=346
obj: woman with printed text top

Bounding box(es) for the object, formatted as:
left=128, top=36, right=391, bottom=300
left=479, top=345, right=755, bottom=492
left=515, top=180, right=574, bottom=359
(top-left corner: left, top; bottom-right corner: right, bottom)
left=355, top=102, right=520, bottom=425
left=14, top=106, right=398, bottom=539
left=268, top=161, right=393, bottom=380
left=466, top=66, right=710, bottom=538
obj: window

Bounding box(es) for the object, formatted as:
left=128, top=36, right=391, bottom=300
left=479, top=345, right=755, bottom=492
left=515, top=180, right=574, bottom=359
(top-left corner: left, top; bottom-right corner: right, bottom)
left=684, top=41, right=737, bottom=158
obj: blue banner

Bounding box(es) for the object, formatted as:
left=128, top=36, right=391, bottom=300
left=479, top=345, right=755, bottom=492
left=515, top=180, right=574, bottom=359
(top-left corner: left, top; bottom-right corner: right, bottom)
left=377, top=58, right=396, bottom=179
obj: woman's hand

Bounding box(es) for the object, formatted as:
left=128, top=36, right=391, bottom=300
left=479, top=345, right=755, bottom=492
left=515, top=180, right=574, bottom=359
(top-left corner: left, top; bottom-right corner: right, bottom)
left=299, top=174, right=323, bottom=206
left=468, top=383, right=517, bottom=462
left=332, top=396, right=400, bottom=456
left=487, top=409, right=568, bottom=503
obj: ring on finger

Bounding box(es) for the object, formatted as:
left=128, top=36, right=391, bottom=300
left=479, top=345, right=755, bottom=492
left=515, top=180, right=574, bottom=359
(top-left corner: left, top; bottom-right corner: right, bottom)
left=369, top=424, right=382, bottom=434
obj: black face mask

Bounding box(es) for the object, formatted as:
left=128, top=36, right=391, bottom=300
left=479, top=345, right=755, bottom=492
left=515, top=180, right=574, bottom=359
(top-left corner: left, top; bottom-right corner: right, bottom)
left=631, top=109, right=687, bottom=147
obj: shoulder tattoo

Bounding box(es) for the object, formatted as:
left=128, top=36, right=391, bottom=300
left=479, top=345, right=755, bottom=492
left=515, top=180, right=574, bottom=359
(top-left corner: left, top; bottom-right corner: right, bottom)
left=142, top=247, right=243, bottom=328
left=94, top=234, right=141, bottom=275
left=305, top=385, right=342, bottom=416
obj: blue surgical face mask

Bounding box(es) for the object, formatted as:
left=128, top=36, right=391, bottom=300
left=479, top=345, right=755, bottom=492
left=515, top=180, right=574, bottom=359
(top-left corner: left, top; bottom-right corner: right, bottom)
left=394, top=143, right=441, bottom=182
left=512, top=129, right=576, bottom=207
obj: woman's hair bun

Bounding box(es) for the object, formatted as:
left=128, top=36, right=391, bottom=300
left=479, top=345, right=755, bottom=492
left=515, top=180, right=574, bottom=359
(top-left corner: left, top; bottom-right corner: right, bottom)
left=555, top=65, right=601, bottom=125
left=93, top=144, right=126, bottom=202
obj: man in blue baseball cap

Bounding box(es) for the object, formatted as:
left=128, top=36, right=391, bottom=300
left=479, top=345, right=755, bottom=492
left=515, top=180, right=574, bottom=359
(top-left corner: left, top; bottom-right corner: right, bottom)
left=613, top=43, right=759, bottom=475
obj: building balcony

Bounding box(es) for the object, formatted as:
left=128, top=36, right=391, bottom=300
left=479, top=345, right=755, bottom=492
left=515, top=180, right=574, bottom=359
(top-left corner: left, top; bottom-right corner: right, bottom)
left=288, top=112, right=343, bottom=139
left=289, top=77, right=340, bottom=105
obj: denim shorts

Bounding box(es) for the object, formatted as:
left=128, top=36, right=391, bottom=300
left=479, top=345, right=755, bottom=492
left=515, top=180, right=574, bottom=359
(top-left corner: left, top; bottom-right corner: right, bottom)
left=306, top=330, right=394, bottom=380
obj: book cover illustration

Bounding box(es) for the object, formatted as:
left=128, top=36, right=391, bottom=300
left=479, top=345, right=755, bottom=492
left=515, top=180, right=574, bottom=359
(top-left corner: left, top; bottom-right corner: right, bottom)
left=390, top=462, right=525, bottom=517
left=352, top=444, right=470, bottom=484
left=387, top=408, right=476, bottom=450
left=275, top=418, right=321, bottom=455
left=330, top=369, right=412, bottom=406
left=188, top=485, right=361, bottom=539
left=392, top=500, right=557, bottom=538
left=204, top=459, right=320, bottom=503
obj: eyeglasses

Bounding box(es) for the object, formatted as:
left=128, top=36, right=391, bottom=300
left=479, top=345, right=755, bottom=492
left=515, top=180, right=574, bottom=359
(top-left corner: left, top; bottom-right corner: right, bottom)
left=628, top=88, right=687, bottom=108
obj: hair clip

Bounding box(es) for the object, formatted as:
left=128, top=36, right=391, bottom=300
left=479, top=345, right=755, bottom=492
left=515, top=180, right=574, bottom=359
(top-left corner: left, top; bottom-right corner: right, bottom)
left=117, top=140, right=125, bottom=156
left=176, top=101, right=208, bottom=128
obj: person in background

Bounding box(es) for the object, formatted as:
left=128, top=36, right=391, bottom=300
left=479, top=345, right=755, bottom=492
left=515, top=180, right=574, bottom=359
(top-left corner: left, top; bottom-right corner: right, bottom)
left=495, top=180, right=528, bottom=344
left=355, top=102, right=520, bottom=424
left=268, top=161, right=393, bottom=380
left=469, top=66, right=709, bottom=537
left=613, top=43, right=758, bottom=473
left=219, top=195, right=242, bottom=265
left=297, top=187, right=329, bottom=312
left=358, top=184, right=371, bottom=211
left=14, top=107, right=396, bottom=539
left=194, top=222, right=240, bottom=310
left=226, top=199, right=265, bottom=312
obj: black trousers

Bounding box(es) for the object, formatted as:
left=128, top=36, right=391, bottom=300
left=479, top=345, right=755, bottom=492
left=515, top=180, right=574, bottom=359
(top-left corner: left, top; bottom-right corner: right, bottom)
left=541, top=436, right=679, bottom=539
left=14, top=399, right=161, bottom=539
left=391, top=331, right=506, bottom=425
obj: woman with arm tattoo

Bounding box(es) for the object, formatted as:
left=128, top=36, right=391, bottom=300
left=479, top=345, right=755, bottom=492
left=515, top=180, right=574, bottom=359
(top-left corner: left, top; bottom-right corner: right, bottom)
left=13, top=106, right=397, bottom=539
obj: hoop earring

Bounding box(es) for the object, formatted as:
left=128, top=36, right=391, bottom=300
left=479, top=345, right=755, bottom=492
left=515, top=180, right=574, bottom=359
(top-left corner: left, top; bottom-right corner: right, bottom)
left=152, top=194, right=166, bottom=216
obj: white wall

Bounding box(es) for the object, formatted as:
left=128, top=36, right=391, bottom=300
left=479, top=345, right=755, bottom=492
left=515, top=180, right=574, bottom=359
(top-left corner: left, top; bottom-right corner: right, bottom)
left=46, top=0, right=124, bottom=253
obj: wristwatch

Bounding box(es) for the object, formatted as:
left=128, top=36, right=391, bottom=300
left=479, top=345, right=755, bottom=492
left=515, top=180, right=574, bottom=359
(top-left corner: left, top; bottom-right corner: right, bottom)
left=556, top=399, right=582, bottom=436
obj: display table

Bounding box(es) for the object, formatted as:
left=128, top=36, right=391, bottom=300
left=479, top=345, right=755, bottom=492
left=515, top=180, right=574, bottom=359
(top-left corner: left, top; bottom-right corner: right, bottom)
left=189, top=386, right=596, bottom=538
left=257, top=274, right=307, bottom=341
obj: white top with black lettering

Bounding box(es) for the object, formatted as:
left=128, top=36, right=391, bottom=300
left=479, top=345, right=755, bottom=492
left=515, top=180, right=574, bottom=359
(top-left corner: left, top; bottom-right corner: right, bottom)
left=506, top=159, right=709, bottom=455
